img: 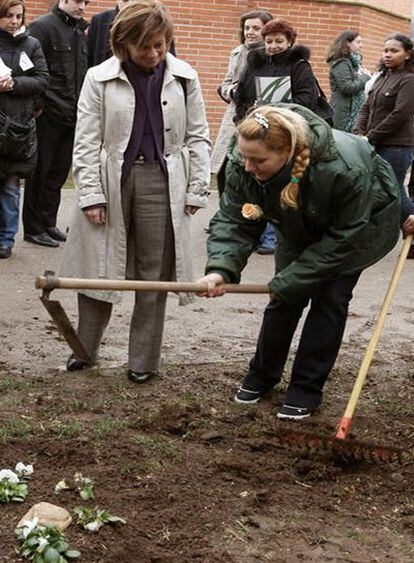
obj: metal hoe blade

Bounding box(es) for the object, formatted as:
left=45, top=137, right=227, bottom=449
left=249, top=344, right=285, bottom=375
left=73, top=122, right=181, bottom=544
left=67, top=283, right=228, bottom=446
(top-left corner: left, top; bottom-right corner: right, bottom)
left=39, top=271, right=91, bottom=363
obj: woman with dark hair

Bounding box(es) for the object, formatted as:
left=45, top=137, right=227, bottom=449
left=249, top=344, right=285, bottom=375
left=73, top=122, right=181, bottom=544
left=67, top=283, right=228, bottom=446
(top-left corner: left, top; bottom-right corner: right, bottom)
left=233, top=19, right=321, bottom=253
left=60, top=0, right=210, bottom=380
left=0, top=0, right=48, bottom=258
left=354, top=33, right=414, bottom=256
left=211, top=10, right=272, bottom=196
left=234, top=19, right=319, bottom=123
left=197, top=104, right=400, bottom=419
left=327, top=30, right=370, bottom=131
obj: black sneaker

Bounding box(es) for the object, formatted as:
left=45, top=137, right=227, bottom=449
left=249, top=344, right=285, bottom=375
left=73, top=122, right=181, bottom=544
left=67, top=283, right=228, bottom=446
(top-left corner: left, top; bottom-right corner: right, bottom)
left=276, top=404, right=313, bottom=420
left=234, top=385, right=273, bottom=404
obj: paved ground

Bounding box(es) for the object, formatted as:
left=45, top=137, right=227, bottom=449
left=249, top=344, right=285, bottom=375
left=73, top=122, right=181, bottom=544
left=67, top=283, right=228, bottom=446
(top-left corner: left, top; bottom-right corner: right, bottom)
left=1, top=188, right=413, bottom=374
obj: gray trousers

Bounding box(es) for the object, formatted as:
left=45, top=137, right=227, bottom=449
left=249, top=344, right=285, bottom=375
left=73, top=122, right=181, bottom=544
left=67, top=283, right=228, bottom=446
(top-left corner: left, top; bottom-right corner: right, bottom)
left=76, top=162, right=175, bottom=372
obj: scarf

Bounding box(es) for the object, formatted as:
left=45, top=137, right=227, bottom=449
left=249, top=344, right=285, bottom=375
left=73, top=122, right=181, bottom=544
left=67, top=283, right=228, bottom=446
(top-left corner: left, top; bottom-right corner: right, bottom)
left=345, top=52, right=366, bottom=132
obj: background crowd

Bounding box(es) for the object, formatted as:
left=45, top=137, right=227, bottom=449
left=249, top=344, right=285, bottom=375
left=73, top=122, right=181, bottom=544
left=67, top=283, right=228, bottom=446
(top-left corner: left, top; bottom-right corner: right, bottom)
left=0, top=0, right=413, bottom=260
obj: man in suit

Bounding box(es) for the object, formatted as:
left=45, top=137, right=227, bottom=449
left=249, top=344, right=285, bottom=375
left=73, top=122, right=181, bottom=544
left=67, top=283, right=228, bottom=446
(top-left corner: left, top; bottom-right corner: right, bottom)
left=88, top=0, right=176, bottom=67
left=87, top=0, right=127, bottom=67
left=23, top=0, right=89, bottom=247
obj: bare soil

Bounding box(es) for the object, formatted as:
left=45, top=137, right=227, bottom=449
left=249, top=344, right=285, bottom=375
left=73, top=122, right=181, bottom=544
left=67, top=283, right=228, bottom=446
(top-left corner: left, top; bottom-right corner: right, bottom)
left=0, top=191, right=413, bottom=562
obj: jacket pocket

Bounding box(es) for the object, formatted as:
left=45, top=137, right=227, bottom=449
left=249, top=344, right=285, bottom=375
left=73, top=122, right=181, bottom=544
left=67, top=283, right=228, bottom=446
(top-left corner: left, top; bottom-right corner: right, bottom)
left=50, top=43, right=71, bottom=76
left=378, top=87, right=398, bottom=111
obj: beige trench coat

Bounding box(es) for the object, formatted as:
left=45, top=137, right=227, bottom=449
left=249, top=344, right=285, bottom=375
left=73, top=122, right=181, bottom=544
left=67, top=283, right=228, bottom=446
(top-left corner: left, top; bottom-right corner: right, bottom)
left=211, top=44, right=248, bottom=173
left=60, top=53, right=211, bottom=305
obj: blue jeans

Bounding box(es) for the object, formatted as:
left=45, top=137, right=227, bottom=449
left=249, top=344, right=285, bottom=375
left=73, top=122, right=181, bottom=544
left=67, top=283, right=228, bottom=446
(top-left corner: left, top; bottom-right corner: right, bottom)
left=0, top=175, right=20, bottom=248
left=377, top=147, right=414, bottom=218
left=259, top=222, right=277, bottom=250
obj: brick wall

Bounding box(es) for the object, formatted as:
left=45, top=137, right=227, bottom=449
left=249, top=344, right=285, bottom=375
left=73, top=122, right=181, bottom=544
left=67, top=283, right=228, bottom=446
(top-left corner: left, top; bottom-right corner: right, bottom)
left=24, top=0, right=410, bottom=141
left=357, top=0, right=411, bottom=17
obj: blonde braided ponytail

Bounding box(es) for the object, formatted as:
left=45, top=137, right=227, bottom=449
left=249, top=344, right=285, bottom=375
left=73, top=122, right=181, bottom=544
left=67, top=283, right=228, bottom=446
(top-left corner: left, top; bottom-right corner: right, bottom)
left=280, top=147, right=311, bottom=209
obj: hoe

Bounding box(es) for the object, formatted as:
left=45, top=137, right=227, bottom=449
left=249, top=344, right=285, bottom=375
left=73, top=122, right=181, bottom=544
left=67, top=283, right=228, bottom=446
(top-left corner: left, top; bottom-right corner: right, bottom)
left=36, top=236, right=412, bottom=464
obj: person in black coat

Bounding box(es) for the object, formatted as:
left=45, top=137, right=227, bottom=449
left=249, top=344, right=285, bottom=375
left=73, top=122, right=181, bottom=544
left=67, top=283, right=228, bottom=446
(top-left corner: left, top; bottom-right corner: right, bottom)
left=234, top=19, right=319, bottom=123
left=234, top=19, right=320, bottom=255
left=88, top=0, right=176, bottom=67
left=22, top=0, right=88, bottom=248
left=88, top=1, right=120, bottom=67
left=0, top=0, right=48, bottom=259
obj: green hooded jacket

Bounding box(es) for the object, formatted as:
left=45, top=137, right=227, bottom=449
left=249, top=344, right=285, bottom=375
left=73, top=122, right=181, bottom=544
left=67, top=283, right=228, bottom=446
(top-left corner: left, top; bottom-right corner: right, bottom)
left=205, top=104, right=400, bottom=304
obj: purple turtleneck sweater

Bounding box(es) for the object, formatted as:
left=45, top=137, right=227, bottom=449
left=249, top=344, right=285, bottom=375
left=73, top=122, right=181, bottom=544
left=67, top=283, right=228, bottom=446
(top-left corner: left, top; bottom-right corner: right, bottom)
left=121, top=59, right=167, bottom=185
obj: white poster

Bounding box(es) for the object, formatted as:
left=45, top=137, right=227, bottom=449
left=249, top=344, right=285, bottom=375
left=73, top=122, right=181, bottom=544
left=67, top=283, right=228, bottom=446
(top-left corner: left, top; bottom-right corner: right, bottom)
left=255, top=76, right=292, bottom=104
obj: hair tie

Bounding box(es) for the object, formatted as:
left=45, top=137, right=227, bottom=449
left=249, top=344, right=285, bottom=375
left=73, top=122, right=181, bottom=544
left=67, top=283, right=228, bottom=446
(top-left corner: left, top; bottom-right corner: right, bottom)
left=290, top=177, right=300, bottom=184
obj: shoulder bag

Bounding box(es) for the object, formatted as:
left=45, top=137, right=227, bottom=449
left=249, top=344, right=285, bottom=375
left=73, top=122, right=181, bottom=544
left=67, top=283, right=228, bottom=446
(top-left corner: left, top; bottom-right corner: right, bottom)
left=0, top=111, right=37, bottom=161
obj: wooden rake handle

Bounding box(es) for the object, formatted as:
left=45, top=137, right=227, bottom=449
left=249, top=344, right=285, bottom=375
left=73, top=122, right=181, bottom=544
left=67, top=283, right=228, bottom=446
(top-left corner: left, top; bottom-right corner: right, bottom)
left=35, top=274, right=269, bottom=294
left=336, top=235, right=413, bottom=440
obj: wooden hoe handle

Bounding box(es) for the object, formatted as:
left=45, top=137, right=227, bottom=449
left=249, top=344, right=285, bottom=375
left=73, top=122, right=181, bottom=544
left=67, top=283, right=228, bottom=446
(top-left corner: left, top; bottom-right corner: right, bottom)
left=35, top=274, right=269, bottom=295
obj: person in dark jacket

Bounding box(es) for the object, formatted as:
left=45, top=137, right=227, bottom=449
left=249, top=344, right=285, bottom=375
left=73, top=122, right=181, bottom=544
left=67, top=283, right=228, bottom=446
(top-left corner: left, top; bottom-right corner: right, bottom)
left=88, top=0, right=125, bottom=67
left=234, top=19, right=319, bottom=124
left=88, top=0, right=176, bottom=67
left=234, top=19, right=320, bottom=255
left=353, top=33, right=414, bottom=191
left=327, top=30, right=370, bottom=132
left=197, top=104, right=401, bottom=420
left=353, top=33, right=414, bottom=256
left=22, top=0, right=89, bottom=248
left=0, top=0, right=48, bottom=259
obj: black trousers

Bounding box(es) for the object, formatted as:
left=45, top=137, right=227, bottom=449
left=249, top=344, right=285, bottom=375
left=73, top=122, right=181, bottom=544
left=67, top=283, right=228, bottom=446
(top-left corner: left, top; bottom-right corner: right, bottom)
left=408, top=160, right=414, bottom=198
left=216, top=156, right=228, bottom=198
left=246, top=272, right=361, bottom=409
left=23, top=114, right=75, bottom=235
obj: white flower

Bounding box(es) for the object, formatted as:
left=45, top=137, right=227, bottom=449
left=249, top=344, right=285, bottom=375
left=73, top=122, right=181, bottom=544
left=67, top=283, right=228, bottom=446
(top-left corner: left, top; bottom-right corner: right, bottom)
left=37, top=536, right=49, bottom=552
left=0, top=469, right=19, bottom=484
left=54, top=479, right=69, bottom=494
left=15, top=462, right=34, bottom=476
left=85, top=520, right=101, bottom=532
left=17, top=517, right=39, bottom=539
left=74, top=472, right=83, bottom=483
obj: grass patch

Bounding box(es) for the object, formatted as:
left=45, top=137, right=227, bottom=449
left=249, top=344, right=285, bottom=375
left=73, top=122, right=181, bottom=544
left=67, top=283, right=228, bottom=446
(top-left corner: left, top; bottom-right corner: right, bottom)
left=94, top=418, right=129, bottom=439
left=133, top=433, right=182, bottom=462
left=0, top=418, right=33, bottom=441
left=0, top=377, right=33, bottom=392
left=50, top=419, right=86, bottom=438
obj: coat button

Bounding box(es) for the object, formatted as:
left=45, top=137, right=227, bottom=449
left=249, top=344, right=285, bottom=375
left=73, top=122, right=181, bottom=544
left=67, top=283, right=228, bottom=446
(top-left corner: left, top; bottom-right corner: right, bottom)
left=165, top=128, right=171, bottom=132
left=162, top=101, right=168, bottom=105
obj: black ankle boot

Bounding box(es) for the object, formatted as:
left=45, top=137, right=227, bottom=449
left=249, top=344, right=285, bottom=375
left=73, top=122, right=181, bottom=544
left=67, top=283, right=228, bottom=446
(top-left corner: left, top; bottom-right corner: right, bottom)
left=66, top=354, right=89, bottom=371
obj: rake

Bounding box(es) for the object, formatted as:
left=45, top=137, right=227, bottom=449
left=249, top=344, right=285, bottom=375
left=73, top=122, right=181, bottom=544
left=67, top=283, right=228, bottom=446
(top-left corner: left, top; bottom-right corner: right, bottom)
left=275, top=235, right=413, bottom=464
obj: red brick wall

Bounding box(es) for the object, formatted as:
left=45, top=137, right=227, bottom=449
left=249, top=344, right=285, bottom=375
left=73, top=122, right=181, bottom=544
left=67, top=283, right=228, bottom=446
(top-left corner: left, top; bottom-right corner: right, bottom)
left=359, top=0, right=411, bottom=17
left=24, top=0, right=410, bottom=141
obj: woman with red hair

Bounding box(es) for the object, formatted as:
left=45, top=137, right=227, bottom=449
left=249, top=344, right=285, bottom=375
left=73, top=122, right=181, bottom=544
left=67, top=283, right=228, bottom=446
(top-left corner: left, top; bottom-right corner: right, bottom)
left=234, top=19, right=319, bottom=123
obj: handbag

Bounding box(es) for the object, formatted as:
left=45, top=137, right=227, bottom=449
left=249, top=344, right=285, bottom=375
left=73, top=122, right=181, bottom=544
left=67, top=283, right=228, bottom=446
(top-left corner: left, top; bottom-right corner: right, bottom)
left=314, top=78, right=334, bottom=125
left=0, top=111, right=37, bottom=161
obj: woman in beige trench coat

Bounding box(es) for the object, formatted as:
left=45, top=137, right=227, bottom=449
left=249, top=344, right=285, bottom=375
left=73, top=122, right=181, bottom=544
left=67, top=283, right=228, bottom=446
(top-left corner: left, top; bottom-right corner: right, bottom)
left=60, top=0, right=210, bottom=382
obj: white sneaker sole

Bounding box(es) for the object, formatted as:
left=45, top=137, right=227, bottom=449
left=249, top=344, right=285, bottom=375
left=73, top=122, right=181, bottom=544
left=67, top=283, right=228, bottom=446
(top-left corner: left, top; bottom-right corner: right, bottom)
left=234, top=387, right=263, bottom=405
left=276, top=411, right=311, bottom=420
left=234, top=394, right=262, bottom=405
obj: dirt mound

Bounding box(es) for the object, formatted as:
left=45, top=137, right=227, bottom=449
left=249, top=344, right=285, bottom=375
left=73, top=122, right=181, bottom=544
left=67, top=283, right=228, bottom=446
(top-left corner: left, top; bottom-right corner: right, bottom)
left=1, top=353, right=414, bottom=562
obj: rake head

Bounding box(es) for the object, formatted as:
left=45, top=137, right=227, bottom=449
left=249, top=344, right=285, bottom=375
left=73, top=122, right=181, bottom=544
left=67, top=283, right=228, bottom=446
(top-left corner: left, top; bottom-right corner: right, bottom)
left=274, top=425, right=409, bottom=465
